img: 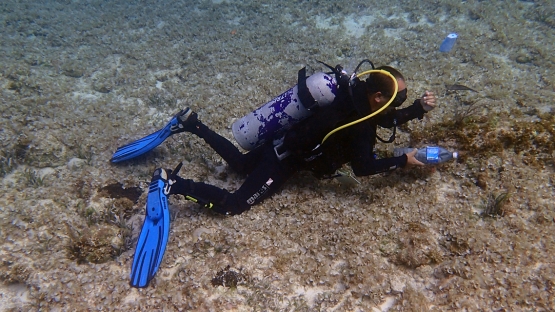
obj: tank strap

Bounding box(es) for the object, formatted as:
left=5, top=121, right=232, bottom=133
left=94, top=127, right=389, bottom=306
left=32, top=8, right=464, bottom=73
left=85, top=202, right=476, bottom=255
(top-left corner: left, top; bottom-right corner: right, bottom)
left=297, top=67, right=319, bottom=111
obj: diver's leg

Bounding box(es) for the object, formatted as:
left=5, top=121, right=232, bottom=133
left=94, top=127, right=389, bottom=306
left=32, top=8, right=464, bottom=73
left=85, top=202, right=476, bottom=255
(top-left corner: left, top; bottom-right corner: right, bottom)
left=169, top=147, right=295, bottom=215
left=184, top=112, right=264, bottom=175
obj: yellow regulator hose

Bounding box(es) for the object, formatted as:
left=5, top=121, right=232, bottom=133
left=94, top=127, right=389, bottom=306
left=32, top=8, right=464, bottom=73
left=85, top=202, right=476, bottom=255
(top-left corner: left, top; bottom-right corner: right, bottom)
left=321, top=69, right=398, bottom=144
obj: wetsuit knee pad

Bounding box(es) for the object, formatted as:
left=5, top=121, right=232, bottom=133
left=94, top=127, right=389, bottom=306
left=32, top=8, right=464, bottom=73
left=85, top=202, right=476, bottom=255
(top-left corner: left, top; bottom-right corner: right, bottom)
left=213, top=194, right=251, bottom=216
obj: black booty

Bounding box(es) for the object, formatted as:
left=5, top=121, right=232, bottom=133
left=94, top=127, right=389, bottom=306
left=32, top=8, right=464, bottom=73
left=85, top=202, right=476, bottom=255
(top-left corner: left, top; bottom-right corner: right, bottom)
left=172, top=107, right=200, bottom=133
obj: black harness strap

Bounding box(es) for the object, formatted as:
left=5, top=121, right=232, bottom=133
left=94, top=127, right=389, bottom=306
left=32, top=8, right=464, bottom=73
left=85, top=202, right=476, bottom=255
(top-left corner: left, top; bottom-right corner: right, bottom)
left=375, top=119, right=397, bottom=143
left=297, top=67, right=318, bottom=111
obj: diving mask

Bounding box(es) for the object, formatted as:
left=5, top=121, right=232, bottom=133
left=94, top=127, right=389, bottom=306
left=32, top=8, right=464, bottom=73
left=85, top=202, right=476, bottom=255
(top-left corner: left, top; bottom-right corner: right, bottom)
left=391, top=88, right=407, bottom=107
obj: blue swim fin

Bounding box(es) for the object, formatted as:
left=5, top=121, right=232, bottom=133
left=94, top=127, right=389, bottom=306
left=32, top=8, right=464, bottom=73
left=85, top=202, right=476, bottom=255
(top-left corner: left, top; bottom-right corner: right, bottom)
left=111, top=109, right=192, bottom=163
left=129, top=167, right=173, bottom=288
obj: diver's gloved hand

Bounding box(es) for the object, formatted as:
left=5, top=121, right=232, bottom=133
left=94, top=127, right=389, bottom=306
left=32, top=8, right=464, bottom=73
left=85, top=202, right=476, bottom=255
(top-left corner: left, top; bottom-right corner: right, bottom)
left=405, top=148, right=425, bottom=167
left=419, top=91, right=436, bottom=111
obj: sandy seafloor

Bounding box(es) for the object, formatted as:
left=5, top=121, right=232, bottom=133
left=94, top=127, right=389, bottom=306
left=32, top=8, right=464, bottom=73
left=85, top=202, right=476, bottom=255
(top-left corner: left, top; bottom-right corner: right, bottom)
left=1, top=0, right=554, bottom=310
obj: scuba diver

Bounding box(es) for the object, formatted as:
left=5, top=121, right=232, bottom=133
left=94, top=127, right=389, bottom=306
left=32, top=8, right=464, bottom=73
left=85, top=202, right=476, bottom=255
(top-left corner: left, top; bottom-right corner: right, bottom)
left=116, top=61, right=436, bottom=287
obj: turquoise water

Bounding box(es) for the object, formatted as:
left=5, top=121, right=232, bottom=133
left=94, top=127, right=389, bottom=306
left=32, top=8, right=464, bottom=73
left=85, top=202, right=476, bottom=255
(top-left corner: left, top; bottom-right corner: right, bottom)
left=0, top=0, right=554, bottom=310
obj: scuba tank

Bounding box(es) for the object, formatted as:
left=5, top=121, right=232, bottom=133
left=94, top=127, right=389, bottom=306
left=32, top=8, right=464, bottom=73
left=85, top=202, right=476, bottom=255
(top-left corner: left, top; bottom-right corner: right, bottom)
left=232, top=60, right=399, bottom=152
left=232, top=69, right=338, bottom=150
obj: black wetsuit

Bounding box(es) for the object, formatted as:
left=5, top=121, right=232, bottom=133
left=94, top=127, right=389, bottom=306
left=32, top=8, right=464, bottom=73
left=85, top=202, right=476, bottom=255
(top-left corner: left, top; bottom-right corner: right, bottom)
left=170, top=81, right=427, bottom=215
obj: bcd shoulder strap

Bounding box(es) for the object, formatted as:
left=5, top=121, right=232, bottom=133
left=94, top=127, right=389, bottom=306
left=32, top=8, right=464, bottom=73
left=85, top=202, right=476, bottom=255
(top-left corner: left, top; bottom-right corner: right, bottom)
left=297, top=67, right=319, bottom=111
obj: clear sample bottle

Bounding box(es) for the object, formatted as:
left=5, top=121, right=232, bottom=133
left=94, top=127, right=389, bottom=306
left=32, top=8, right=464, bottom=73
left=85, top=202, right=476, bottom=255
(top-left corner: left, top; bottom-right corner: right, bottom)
left=393, top=146, right=458, bottom=164
left=439, top=33, right=458, bottom=52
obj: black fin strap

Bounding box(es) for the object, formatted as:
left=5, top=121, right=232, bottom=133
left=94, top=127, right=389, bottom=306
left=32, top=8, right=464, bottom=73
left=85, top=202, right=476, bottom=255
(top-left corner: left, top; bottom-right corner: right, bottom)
left=297, top=67, right=318, bottom=111
left=169, top=162, right=183, bottom=180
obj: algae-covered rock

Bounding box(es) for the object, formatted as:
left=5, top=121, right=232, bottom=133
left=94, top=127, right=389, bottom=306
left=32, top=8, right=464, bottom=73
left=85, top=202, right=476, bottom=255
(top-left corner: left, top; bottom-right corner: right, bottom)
left=66, top=224, right=126, bottom=264
left=62, top=61, right=85, bottom=78
left=25, top=134, right=67, bottom=167
left=515, top=54, right=533, bottom=64
left=92, top=81, right=112, bottom=93
left=67, top=157, right=87, bottom=170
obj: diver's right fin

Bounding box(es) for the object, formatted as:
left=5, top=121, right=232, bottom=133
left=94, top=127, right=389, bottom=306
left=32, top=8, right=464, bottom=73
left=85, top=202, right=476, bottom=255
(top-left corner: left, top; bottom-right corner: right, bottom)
left=111, top=108, right=193, bottom=163
left=129, top=168, right=171, bottom=288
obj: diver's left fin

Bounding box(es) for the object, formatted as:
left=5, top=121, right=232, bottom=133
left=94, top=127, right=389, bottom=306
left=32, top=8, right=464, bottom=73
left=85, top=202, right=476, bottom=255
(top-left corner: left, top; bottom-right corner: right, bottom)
left=111, top=109, right=192, bottom=163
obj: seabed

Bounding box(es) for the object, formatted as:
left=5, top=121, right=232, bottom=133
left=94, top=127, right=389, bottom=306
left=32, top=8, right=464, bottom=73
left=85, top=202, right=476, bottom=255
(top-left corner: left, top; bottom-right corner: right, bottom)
left=0, top=0, right=554, bottom=310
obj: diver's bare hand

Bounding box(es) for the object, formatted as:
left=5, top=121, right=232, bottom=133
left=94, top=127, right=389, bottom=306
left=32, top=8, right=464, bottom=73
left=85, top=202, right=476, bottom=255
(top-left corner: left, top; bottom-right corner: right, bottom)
left=420, top=91, right=436, bottom=111
left=405, top=149, right=424, bottom=167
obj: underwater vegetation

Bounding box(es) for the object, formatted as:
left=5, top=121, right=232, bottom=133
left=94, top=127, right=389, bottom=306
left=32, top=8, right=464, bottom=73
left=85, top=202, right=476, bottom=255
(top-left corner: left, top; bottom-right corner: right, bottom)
left=22, top=168, right=46, bottom=187
left=65, top=223, right=127, bottom=264
left=0, top=262, right=30, bottom=284
left=0, top=137, right=31, bottom=178
left=410, top=108, right=555, bottom=167
left=0, top=152, right=17, bottom=178
left=98, top=182, right=142, bottom=205
left=0, top=0, right=553, bottom=309
left=64, top=182, right=142, bottom=264
left=386, top=222, right=444, bottom=269
left=481, top=192, right=510, bottom=218
left=148, top=91, right=177, bottom=108
left=211, top=265, right=247, bottom=289
left=66, top=196, right=137, bottom=264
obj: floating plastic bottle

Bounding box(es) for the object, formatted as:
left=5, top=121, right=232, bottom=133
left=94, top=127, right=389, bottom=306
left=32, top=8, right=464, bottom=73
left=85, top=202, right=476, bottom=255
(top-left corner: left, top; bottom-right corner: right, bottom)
left=393, top=146, right=458, bottom=164
left=439, top=33, right=458, bottom=53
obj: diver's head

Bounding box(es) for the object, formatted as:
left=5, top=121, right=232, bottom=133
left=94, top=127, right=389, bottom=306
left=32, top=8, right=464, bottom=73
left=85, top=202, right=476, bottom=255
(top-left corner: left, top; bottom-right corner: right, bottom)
left=366, top=66, right=407, bottom=113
